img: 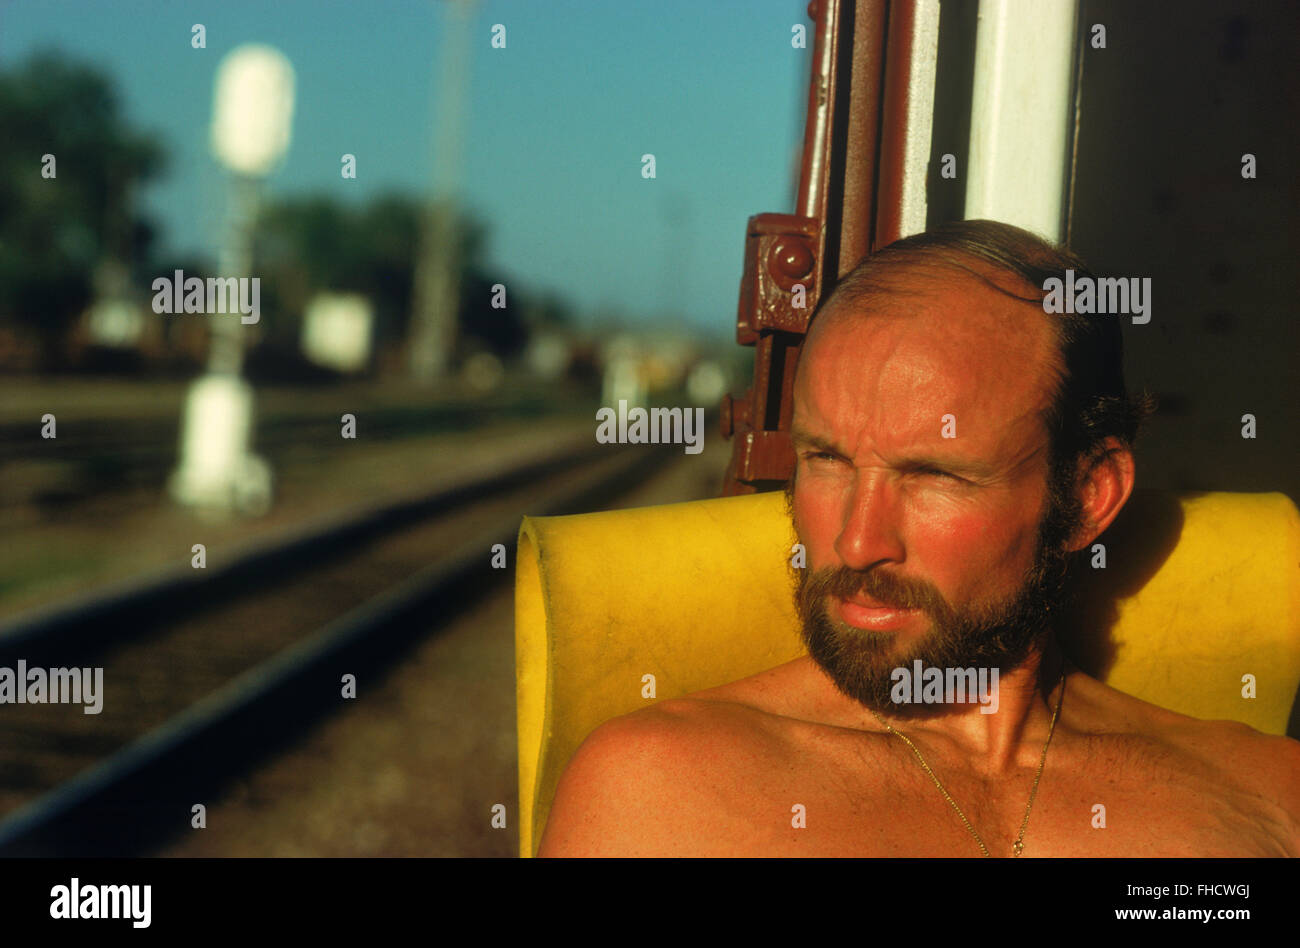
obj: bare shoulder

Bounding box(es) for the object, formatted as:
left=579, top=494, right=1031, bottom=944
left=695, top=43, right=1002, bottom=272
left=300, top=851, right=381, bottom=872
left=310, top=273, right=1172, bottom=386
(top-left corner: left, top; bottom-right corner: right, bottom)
left=1163, top=714, right=1300, bottom=854
left=536, top=693, right=782, bottom=857
left=1069, top=672, right=1300, bottom=851
left=1074, top=672, right=1296, bottom=769
left=1164, top=713, right=1300, bottom=802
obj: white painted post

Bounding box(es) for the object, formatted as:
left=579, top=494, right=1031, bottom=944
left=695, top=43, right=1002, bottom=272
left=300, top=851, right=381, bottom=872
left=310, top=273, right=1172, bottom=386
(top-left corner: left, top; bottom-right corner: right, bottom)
left=964, top=0, right=1080, bottom=242
left=170, top=45, right=294, bottom=515
left=898, top=0, right=942, bottom=239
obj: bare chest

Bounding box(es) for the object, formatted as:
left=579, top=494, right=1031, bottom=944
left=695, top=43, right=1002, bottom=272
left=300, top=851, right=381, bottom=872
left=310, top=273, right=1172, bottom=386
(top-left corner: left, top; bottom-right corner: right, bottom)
left=694, top=732, right=1294, bottom=858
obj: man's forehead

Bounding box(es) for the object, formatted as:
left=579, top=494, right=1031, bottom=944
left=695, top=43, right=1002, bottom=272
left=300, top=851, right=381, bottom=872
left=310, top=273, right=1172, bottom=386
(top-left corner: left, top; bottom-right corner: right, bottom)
left=794, top=272, right=1059, bottom=452
left=809, top=262, right=1048, bottom=343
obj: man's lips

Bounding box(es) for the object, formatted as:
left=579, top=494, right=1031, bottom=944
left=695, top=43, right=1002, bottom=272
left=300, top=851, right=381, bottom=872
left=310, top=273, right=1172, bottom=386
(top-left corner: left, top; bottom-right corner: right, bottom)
left=833, top=594, right=921, bottom=631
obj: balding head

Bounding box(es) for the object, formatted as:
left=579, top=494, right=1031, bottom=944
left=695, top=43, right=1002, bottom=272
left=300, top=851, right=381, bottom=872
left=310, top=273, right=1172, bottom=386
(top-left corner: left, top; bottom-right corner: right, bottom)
left=803, top=260, right=1064, bottom=468
left=800, top=220, right=1149, bottom=484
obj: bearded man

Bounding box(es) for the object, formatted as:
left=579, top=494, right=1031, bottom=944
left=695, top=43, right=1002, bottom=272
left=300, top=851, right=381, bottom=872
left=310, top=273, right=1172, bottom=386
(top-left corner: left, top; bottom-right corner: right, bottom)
left=539, top=220, right=1300, bottom=857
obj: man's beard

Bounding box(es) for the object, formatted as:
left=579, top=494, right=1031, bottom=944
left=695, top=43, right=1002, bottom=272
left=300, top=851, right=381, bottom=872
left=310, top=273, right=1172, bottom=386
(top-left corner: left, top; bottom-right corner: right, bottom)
left=788, top=476, right=1081, bottom=715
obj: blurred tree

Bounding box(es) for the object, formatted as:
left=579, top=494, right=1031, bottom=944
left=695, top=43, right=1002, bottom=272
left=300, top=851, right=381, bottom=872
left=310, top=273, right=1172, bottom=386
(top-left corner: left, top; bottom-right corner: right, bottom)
left=254, top=192, right=539, bottom=366
left=529, top=290, right=573, bottom=330
left=256, top=193, right=427, bottom=353
left=0, top=52, right=164, bottom=369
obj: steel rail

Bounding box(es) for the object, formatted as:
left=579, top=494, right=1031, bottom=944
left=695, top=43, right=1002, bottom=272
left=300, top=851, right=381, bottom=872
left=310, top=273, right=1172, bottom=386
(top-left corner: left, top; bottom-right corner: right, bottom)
left=0, top=440, right=682, bottom=855
left=0, top=434, right=607, bottom=666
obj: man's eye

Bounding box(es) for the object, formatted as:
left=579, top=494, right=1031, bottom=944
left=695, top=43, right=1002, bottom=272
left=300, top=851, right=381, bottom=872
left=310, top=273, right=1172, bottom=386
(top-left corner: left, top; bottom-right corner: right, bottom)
left=918, top=467, right=958, bottom=480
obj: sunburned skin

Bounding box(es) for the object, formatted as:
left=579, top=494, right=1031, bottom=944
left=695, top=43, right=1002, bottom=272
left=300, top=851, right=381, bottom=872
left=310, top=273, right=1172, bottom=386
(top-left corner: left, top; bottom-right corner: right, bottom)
left=539, top=652, right=1300, bottom=857
left=538, top=265, right=1300, bottom=858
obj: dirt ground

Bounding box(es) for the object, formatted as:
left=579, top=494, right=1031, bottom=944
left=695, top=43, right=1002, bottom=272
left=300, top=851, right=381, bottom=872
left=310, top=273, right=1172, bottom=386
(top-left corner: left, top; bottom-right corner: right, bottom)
left=0, top=409, right=596, bottom=620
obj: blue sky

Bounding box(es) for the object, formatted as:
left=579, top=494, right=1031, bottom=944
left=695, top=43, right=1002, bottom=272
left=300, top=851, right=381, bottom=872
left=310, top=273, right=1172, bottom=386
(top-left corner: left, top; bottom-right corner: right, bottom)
left=0, top=0, right=809, bottom=335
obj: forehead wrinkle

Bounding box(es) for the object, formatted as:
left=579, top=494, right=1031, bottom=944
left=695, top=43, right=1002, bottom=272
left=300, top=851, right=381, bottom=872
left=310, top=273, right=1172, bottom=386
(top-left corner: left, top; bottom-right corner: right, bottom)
left=796, top=283, right=1057, bottom=470
left=797, top=321, right=895, bottom=456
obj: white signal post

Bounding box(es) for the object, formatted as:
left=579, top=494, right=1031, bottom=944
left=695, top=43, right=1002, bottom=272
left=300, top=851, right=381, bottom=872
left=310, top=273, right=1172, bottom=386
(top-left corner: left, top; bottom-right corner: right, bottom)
left=169, top=44, right=295, bottom=515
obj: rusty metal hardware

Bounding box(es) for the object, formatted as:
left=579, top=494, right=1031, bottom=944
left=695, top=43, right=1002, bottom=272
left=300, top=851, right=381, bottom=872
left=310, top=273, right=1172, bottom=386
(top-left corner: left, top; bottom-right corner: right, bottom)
left=721, top=0, right=898, bottom=495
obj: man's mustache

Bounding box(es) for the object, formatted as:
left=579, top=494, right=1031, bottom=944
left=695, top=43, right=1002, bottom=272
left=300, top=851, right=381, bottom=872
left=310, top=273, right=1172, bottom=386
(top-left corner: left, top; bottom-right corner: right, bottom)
left=800, top=564, right=952, bottom=620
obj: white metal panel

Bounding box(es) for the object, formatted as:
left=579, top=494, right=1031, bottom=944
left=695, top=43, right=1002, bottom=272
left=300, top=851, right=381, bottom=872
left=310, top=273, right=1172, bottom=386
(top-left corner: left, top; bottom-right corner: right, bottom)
left=965, top=0, right=1079, bottom=241
left=899, top=0, right=942, bottom=238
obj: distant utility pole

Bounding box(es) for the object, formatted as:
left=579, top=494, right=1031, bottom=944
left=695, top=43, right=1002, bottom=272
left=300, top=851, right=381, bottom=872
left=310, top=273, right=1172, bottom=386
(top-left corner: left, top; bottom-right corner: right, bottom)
left=408, top=0, right=477, bottom=384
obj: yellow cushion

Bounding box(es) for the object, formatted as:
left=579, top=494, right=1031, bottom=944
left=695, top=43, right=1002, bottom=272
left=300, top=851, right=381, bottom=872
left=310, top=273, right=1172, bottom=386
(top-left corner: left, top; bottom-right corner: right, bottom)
left=514, top=489, right=1300, bottom=856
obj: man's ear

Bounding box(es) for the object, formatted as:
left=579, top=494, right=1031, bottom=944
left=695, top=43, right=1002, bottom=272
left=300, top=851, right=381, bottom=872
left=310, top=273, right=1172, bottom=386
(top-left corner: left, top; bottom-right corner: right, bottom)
left=1066, top=437, right=1135, bottom=552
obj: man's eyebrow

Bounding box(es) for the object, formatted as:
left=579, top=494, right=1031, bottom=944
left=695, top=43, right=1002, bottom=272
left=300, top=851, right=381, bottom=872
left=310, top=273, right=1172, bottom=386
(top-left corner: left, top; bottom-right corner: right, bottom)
left=895, top=453, right=996, bottom=478
left=790, top=430, right=999, bottom=478
left=790, top=429, right=841, bottom=453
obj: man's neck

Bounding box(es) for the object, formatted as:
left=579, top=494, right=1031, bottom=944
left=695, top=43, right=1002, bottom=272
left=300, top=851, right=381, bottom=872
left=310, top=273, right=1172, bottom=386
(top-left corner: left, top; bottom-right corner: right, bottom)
left=817, top=639, right=1071, bottom=774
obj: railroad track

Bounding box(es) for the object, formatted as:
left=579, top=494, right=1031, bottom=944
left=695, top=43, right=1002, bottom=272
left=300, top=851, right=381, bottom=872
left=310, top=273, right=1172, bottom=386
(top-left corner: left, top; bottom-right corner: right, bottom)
left=0, top=396, right=576, bottom=509
left=0, top=435, right=683, bottom=855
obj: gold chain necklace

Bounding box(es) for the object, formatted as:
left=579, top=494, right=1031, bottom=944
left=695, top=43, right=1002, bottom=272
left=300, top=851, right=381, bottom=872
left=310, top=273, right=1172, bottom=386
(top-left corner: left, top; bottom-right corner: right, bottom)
left=868, top=671, right=1065, bottom=858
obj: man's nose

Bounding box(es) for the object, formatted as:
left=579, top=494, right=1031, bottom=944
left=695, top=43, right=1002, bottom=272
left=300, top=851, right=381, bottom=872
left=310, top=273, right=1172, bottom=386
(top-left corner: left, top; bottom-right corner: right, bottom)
left=834, top=473, right=906, bottom=570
